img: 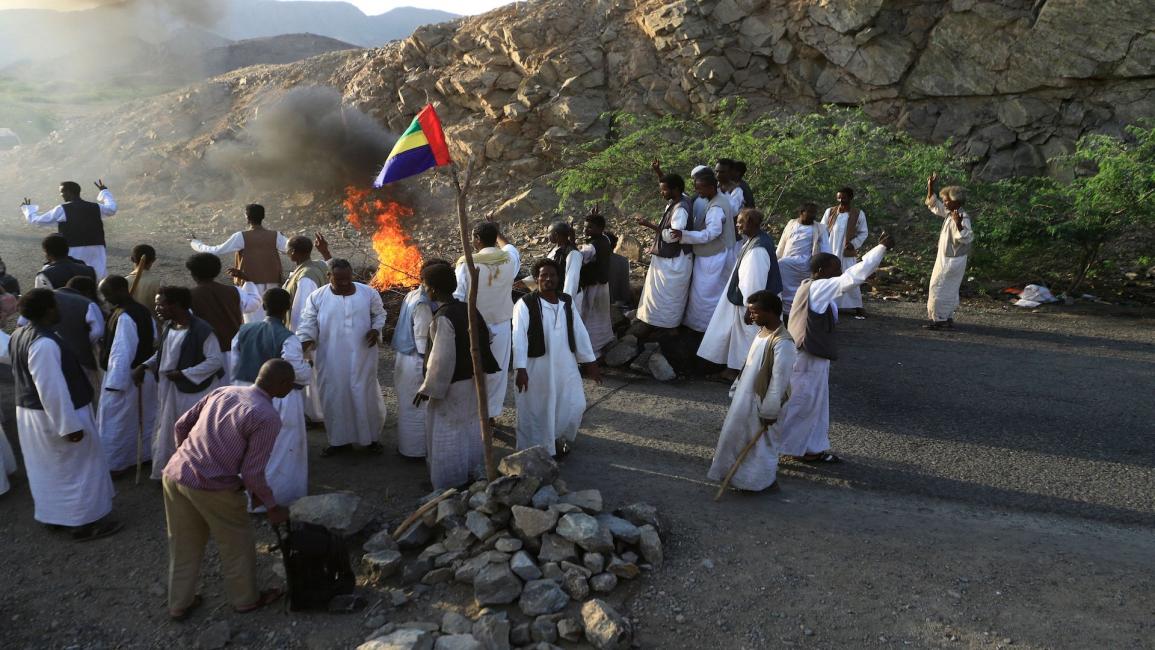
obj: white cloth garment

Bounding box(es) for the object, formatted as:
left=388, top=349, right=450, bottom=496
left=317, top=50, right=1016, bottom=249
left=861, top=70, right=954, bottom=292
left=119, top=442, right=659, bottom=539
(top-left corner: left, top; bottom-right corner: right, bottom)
left=698, top=243, right=773, bottom=370
left=548, top=247, right=585, bottom=311
left=229, top=333, right=312, bottom=511
left=681, top=201, right=735, bottom=332
left=193, top=231, right=290, bottom=323
left=297, top=283, right=387, bottom=447
left=0, top=331, right=18, bottom=496
left=774, top=244, right=888, bottom=455
left=3, top=333, right=114, bottom=526
left=512, top=297, right=596, bottom=455
left=419, top=314, right=484, bottom=489
left=21, top=189, right=118, bottom=277
left=145, top=326, right=224, bottom=479
left=393, top=298, right=433, bottom=458
left=707, top=331, right=796, bottom=491
left=284, top=272, right=323, bottom=421
left=776, top=219, right=833, bottom=312
left=455, top=244, right=519, bottom=418
left=636, top=203, right=692, bottom=329
left=97, top=312, right=158, bottom=472
left=820, top=207, right=870, bottom=310
left=926, top=198, right=974, bottom=322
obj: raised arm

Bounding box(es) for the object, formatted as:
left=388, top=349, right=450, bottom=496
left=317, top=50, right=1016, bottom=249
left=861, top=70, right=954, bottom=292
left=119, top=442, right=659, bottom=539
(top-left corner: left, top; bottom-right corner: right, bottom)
left=191, top=231, right=245, bottom=254
left=21, top=203, right=66, bottom=226
left=96, top=186, right=117, bottom=217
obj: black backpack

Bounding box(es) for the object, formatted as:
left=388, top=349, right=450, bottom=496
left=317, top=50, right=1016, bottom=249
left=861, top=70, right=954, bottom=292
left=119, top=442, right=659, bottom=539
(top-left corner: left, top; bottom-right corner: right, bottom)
left=273, top=521, right=356, bottom=611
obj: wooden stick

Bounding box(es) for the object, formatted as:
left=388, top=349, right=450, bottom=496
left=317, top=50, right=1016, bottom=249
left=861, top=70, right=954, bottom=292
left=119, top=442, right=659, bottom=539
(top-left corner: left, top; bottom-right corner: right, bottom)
left=450, top=162, right=497, bottom=482
left=713, top=427, right=768, bottom=501
left=391, top=488, right=458, bottom=540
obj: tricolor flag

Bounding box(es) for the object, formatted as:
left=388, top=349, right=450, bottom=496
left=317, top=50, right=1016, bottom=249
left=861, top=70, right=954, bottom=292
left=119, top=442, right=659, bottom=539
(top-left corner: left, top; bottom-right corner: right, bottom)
left=373, top=104, right=452, bottom=187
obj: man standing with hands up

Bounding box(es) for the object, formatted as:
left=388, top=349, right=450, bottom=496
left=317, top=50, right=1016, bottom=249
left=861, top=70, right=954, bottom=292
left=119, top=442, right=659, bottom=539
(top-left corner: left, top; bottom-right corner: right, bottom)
left=21, top=180, right=118, bottom=278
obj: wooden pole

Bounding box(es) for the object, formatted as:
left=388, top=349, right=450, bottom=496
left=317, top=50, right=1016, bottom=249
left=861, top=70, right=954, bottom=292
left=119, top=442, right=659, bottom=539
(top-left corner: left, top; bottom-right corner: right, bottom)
left=391, top=488, right=458, bottom=540
left=450, top=163, right=497, bottom=482
left=713, top=427, right=769, bottom=501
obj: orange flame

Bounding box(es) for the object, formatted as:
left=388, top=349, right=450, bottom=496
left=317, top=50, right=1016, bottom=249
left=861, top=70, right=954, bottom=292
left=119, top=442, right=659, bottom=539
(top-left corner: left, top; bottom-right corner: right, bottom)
left=343, top=186, right=423, bottom=289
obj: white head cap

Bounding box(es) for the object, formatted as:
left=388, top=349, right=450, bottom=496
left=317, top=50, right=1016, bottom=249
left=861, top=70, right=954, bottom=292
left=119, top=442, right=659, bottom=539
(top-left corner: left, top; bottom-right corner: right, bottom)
left=690, top=165, right=710, bottom=178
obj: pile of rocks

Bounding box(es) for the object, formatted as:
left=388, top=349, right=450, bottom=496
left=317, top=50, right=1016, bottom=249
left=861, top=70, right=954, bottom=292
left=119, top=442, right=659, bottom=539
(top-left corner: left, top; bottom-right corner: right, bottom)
left=602, top=336, right=676, bottom=382
left=357, top=446, right=663, bottom=649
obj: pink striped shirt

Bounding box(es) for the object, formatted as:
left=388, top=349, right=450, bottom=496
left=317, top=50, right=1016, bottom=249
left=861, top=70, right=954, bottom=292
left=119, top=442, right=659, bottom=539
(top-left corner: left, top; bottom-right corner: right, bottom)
left=163, top=385, right=281, bottom=508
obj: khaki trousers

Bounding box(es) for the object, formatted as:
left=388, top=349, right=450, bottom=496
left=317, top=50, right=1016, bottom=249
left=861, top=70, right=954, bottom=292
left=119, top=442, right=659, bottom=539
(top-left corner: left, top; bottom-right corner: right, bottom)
left=162, top=477, right=259, bottom=611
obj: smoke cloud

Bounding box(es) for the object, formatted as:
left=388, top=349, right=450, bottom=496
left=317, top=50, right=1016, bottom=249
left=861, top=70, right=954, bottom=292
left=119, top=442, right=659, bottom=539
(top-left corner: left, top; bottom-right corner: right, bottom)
left=206, top=86, right=395, bottom=192
left=21, top=1, right=227, bottom=27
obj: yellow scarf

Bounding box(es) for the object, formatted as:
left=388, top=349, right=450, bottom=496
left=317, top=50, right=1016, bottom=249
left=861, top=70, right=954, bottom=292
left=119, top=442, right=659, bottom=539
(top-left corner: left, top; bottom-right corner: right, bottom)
left=456, top=249, right=511, bottom=286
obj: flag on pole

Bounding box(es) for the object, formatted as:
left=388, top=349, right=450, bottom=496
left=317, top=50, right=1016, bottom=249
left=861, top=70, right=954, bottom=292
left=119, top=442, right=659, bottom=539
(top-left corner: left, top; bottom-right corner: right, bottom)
left=373, top=104, right=452, bottom=187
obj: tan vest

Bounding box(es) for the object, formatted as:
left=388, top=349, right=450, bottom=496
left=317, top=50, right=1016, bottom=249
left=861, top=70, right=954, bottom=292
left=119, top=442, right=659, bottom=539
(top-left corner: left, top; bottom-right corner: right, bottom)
left=190, top=282, right=242, bottom=351
left=237, top=229, right=283, bottom=285
left=692, top=193, right=737, bottom=258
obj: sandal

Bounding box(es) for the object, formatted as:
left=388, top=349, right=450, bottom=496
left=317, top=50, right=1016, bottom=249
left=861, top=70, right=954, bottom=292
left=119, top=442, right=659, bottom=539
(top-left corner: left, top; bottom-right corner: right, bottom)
left=235, top=588, right=283, bottom=614
left=71, top=519, right=123, bottom=542
left=799, top=452, right=841, bottom=464
left=169, top=594, right=202, bottom=622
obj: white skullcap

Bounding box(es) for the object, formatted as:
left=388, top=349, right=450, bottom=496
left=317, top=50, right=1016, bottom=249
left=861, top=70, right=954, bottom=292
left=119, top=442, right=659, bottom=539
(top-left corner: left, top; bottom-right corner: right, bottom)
left=690, top=165, right=710, bottom=178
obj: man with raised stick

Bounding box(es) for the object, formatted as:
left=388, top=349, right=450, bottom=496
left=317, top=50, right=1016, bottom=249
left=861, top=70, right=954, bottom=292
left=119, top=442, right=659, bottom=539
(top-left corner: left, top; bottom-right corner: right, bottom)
left=20, top=179, right=118, bottom=278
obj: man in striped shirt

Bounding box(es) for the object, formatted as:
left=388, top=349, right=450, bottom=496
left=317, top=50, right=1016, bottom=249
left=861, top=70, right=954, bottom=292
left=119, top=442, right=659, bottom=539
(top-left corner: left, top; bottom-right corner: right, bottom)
left=161, top=359, right=295, bottom=620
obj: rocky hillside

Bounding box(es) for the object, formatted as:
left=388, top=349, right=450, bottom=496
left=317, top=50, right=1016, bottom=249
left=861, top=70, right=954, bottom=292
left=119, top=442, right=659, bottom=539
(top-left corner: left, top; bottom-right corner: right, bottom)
left=2, top=0, right=1152, bottom=262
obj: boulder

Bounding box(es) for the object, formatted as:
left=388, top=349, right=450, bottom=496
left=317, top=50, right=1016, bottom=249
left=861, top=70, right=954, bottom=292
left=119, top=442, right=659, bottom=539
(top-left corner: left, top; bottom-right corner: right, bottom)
left=494, top=537, right=523, bottom=553
left=581, top=600, right=633, bottom=650
left=511, top=550, right=543, bottom=581
left=519, top=579, right=570, bottom=616
left=537, top=533, right=578, bottom=563
left=615, top=502, right=662, bottom=534
left=557, top=616, right=583, bottom=642
left=583, top=552, right=606, bottom=574
left=466, top=511, right=498, bottom=541
left=531, top=485, right=560, bottom=509
left=511, top=505, right=559, bottom=539
left=603, top=335, right=639, bottom=367
left=530, top=616, right=559, bottom=644
left=562, top=569, right=590, bottom=600
left=474, top=562, right=523, bottom=606
left=607, top=556, right=640, bottom=580
left=472, top=614, right=512, bottom=650
left=486, top=476, right=541, bottom=507
left=442, top=613, right=473, bottom=635
left=359, top=628, right=433, bottom=650
left=434, top=635, right=483, bottom=650
left=595, top=514, right=640, bottom=545
left=396, top=522, right=434, bottom=550
left=498, top=446, right=560, bottom=483
left=363, top=549, right=404, bottom=582
left=556, top=513, right=614, bottom=553
left=560, top=489, right=603, bottom=513
left=638, top=525, right=663, bottom=568
left=289, top=492, right=368, bottom=535
left=647, top=352, right=677, bottom=381
left=590, top=572, right=618, bottom=593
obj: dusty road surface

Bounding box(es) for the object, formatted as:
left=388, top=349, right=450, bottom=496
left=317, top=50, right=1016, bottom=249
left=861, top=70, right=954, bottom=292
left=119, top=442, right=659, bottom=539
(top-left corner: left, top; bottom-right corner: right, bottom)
left=1, top=230, right=1153, bottom=649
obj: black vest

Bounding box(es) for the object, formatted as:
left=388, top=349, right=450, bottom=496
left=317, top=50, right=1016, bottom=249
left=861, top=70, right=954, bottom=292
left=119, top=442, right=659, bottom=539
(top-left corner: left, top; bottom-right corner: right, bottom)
left=53, top=288, right=98, bottom=369
left=38, top=258, right=96, bottom=290
left=580, top=234, right=612, bottom=288
left=651, top=197, right=693, bottom=259
left=522, top=292, right=576, bottom=358
left=433, top=301, right=500, bottom=383
left=59, top=200, right=106, bottom=247
left=100, top=298, right=156, bottom=370
left=10, top=325, right=94, bottom=411
left=155, top=316, right=224, bottom=393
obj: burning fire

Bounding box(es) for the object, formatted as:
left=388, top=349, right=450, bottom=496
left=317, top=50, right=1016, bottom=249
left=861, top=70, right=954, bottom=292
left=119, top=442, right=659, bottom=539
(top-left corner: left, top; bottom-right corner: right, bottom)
left=343, top=186, right=423, bottom=289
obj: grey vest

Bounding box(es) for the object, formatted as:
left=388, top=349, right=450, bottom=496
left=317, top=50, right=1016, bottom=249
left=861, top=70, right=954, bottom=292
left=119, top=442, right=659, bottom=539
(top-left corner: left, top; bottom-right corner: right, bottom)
left=691, top=193, right=736, bottom=258
left=232, top=318, right=294, bottom=384
left=10, top=326, right=94, bottom=410
left=788, top=279, right=838, bottom=361
left=53, top=288, right=98, bottom=369
left=155, top=316, right=224, bottom=393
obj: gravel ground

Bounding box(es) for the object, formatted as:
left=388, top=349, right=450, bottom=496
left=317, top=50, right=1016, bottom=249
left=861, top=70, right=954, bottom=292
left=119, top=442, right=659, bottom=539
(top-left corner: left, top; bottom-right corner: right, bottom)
left=1, top=227, right=1152, bottom=649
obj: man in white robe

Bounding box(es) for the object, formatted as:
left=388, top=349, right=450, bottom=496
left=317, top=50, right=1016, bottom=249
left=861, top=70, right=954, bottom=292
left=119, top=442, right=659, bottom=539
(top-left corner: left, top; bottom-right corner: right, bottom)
left=5, top=289, right=120, bottom=540
left=698, top=209, right=783, bottom=378
left=0, top=331, right=18, bottom=496
left=392, top=260, right=443, bottom=458
left=681, top=168, right=737, bottom=334
left=229, top=288, right=312, bottom=510
left=707, top=290, right=794, bottom=492
left=20, top=180, right=117, bottom=277
left=820, top=187, right=870, bottom=318
left=454, top=222, right=519, bottom=422
left=297, top=258, right=387, bottom=456
left=512, top=258, right=600, bottom=457
left=284, top=234, right=331, bottom=424
left=416, top=264, right=500, bottom=489
left=192, top=203, right=289, bottom=323
left=777, top=202, right=833, bottom=315
left=775, top=233, right=894, bottom=463
left=576, top=211, right=617, bottom=356
left=634, top=173, right=693, bottom=332
left=133, top=286, right=225, bottom=479
left=186, top=252, right=262, bottom=381
left=539, top=222, right=584, bottom=309
left=96, top=276, right=157, bottom=475
left=924, top=173, right=975, bottom=329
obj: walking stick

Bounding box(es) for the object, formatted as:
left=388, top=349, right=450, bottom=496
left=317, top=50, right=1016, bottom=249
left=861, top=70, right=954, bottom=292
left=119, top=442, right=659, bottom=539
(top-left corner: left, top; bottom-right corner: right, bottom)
left=714, top=426, right=769, bottom=501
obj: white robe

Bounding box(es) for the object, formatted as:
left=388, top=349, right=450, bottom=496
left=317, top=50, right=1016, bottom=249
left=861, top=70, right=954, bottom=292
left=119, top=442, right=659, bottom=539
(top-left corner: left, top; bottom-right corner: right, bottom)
left=21, top=189, right=118, bottom=278
left=776, top=220, right=833, bottom=312
left=820, top=207, right=870, bottom=310
left=19, top=299, right=105, bottom=393
left=145, top=326, right=224, bottom=479
left=548, top=247, right=586, bottom=311
left=393, top=298, right=433, bottom=458
left=698, top=244, right=774, bottom=370
left=512, top=298, right=596, bottom=455
left=926, top=198, right=974, bottom=322
left=97, top=312, right=158, bottom=472
left=4, top=334, right=114, bottom=526
left=0, top=331, right=18, bottom=496
left=681, top=203, right=734, bottom=332
left=192, top=230, right=289, bottom=323
left=229, top=333, right=312, bottom=510
left=774, top=245, right=888, bottom=456
left=636, top=203, right=692, bottom=329
left=707, top=331, right=795, bottom=491
left=297, top=283, right=387, bottom=446
left=455, top=244, right=520, bottom=418
left=418, top=314, right=484, bottom=490
left=286, top=273, right=324, bottom=422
